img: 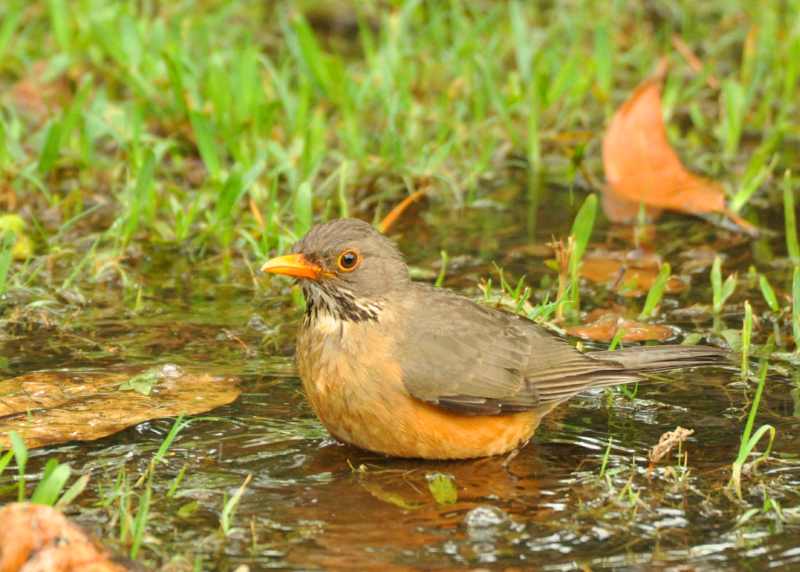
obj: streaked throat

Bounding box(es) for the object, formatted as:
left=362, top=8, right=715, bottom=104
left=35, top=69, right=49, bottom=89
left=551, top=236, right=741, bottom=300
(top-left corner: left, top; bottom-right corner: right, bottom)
left=302, top=282, right=382, bottom=325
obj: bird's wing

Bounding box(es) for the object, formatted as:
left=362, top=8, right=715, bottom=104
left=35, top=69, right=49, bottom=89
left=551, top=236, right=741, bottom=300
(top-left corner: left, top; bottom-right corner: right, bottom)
left=396, top=285, right=632, bottom=415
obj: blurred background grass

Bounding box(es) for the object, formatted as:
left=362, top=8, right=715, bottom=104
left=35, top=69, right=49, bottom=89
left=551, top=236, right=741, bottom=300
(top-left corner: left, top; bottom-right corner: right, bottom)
left=0, top=0, right=798, bottom=285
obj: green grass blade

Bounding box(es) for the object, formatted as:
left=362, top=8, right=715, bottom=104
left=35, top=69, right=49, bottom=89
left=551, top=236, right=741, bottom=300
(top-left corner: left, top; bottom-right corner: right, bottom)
left=721, top=79, right=746, bottom=159
left=221, top=474, right=251, bottom=535
left=123, top=149, right=156, bottom=244
left=189, top=111, right=222, bottom=181
left=294, top=181, right=313, bottom=238
left=288, top=14, right=335, bottom=97
left=0, top=449, right=13, bottom=478
left=434, top=250, right=449, bottom=288
left=711, top=256, right=722, bottom=312
left=130, top=478, right=151, bottom=559
left=759, top=274, right=780, bottom=312
left=166, top=465, right=188, bottom=499
left=741, top=301, right=753, bottom=379
left=729, top=358, right=771, bottom=498
left=37, top=119, right=64, bottom=176
left=721, top=275, right=737, bottom=307
left=639, top=262, right=671, bottom=319
left=793, top=266, right=800, bottom=350
left=569, top=194, right=597, bottom=268
left=0, top=231, right=16, bottom=295
left=593, top=24, right=613, bottom=100
left=163, top=51, right=189, bottom=116
left=737, top=360, right=769, bottom=459
left=46, top=0, right=71, bottom=52
left=31, top=462, right=71, bottom=506
left=608, top=328, right=625, bottom=351
left=153, top=415, right=188, bottom=466
left=599, top=436, right=613, bottom=477
left=0, top=117, right=7, bottom=171
left=0, top=1, right=24, bottom=61
left=784, top=171, right=799, bottom=263
left=337, top=161, right=350, bottom=218
left=711, top=256, right=736, bottom=315
left=10, top=431, right=28, bottom=502
left=56, top=474, right=90, bottom=508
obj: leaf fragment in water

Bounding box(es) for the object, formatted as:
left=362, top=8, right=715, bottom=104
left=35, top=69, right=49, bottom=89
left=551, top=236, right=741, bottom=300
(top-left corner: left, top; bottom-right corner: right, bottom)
left=0, top=366, right=239, bottom=449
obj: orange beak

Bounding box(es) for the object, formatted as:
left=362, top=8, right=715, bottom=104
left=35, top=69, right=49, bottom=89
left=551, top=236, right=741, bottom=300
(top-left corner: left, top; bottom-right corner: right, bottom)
left=260, top=253, right=323, bottom=280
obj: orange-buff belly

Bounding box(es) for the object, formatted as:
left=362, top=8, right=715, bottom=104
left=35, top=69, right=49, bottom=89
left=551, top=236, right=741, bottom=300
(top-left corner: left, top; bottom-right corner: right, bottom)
left=296, top=318, right=551, bottom=459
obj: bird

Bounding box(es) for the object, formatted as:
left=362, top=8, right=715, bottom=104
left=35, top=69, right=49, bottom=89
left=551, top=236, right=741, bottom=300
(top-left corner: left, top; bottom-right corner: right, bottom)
left=260, top=218, right=726, bottom=460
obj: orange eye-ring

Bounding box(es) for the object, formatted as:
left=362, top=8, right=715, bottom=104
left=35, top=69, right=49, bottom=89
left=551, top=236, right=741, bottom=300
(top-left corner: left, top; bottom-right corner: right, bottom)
left=337, top=250, right=360, bottom=272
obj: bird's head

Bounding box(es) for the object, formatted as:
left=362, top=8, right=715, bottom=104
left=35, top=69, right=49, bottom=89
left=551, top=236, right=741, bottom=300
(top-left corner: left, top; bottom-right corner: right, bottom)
left=260, top=218, right=410, bottom=322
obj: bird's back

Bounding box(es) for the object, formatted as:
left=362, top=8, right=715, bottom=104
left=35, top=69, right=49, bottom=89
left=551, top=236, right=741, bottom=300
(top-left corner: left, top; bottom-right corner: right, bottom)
left=394, top=284, right=642, bottom=413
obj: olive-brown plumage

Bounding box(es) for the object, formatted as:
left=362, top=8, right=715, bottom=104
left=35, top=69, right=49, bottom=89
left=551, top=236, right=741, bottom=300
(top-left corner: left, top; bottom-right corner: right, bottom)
left=262, top=218, right=725, bottom=459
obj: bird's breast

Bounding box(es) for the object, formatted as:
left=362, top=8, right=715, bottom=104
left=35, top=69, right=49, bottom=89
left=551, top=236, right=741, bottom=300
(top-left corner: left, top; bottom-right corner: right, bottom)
left=296, top=312, right=406, bottom=445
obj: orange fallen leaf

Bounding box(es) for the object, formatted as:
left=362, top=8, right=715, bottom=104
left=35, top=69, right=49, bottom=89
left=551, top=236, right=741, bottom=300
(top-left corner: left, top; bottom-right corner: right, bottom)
left=602, top=70, right=755, bottom=236
left=566, top=309, right=677, bottom=343
left=580, top=249, right=686, bottom=298
left=0, top=503, right=129, bottom=572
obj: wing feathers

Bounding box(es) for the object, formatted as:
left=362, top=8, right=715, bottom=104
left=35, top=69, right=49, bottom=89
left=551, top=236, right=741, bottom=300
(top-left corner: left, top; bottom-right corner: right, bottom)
left=397, top=284, right=723, bottom=415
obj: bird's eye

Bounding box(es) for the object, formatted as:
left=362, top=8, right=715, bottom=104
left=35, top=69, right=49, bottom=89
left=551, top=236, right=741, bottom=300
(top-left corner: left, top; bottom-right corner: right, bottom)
left=337, top=250, right=360, bottom=272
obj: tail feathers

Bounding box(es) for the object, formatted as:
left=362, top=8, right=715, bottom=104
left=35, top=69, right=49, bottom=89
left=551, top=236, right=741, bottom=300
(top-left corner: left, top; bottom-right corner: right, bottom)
left=588, top=345, right=729, bottom=373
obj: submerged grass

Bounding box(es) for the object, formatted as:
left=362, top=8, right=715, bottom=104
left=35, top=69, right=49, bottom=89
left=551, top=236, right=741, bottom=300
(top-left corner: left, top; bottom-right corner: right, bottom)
left=221, top=473, right=252, bottom=537
left=728, top=360, right=775, bottom=499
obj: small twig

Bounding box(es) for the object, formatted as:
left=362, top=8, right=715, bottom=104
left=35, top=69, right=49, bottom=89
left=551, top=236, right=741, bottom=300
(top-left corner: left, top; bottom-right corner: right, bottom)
left=649, top=426, right=694, bottom=465
left=671, top=35, right=720, bottom=89
left=249, top=197, right=265, bottom=229
left=378, top=190, right=427, bottom=234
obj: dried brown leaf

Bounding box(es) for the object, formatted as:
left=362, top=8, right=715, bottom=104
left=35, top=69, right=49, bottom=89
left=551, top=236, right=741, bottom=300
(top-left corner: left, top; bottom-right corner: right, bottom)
left=0, top=366, right=239, bottom=449
left=566, top=309, right=676, bottom=343
left=580, top=249, right=686, bottom=298
left=649, top=426, right=695, bottom=464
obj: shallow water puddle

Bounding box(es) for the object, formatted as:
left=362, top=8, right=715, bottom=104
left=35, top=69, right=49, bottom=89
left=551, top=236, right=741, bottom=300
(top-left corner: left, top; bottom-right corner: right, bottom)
left=1, top=194, right=799, bottom=570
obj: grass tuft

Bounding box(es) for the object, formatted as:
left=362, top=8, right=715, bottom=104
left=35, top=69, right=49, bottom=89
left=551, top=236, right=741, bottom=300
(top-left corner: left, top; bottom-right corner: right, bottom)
left=728, top=360, right=775, bottom=500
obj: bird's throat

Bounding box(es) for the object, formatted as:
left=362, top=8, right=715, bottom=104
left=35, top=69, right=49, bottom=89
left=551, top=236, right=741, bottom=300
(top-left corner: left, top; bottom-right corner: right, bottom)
left=302, top=282, right=382, bottom=324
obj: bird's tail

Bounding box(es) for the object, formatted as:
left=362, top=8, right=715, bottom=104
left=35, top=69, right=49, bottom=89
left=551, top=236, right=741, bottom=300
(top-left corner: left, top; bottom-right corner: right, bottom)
left=587, top=344, right=729, bottom=373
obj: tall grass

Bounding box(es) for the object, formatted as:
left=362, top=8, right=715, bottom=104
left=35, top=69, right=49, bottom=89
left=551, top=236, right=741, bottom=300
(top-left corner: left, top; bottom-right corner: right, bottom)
left=0, top=0, right=793, bottom=277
